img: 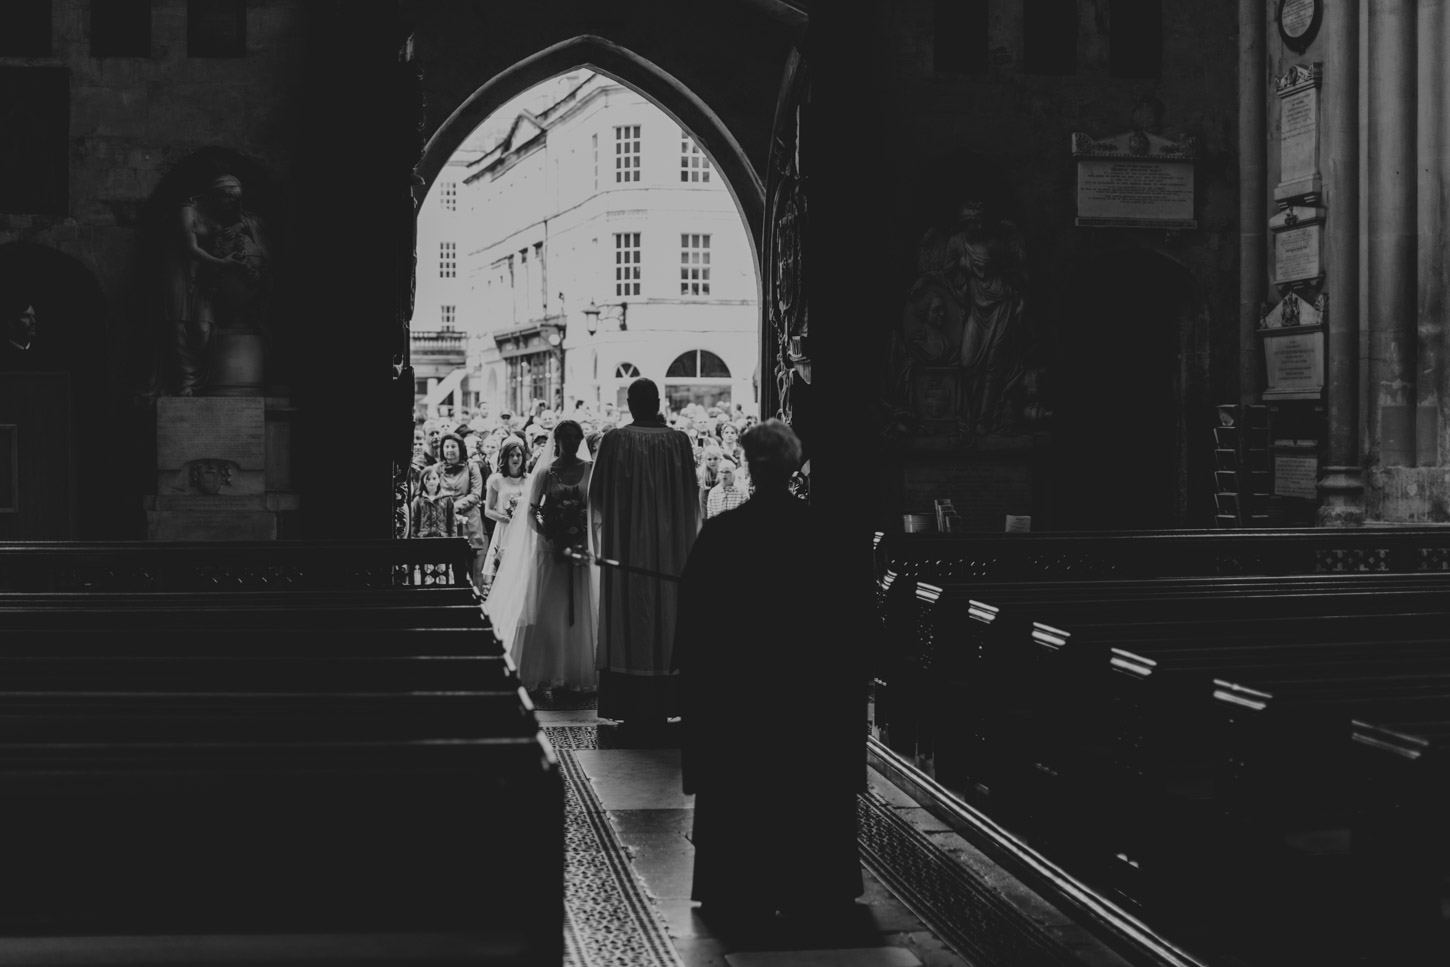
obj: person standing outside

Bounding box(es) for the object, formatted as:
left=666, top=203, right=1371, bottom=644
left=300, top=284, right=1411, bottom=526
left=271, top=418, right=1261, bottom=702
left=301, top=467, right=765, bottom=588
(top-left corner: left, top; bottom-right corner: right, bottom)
left=589, top=377, right=700, bottom=735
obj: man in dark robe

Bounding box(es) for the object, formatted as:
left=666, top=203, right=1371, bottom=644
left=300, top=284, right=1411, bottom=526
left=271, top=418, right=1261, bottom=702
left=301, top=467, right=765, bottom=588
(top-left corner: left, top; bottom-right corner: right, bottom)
left=589, top=377, right=700, bottom=732
left=677, top=419, right=867, bottom=918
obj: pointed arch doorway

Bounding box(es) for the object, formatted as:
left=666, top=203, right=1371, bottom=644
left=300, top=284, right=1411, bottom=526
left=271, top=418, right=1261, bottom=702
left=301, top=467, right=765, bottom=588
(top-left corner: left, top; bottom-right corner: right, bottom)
left=414, top=33, right=777, bottom=432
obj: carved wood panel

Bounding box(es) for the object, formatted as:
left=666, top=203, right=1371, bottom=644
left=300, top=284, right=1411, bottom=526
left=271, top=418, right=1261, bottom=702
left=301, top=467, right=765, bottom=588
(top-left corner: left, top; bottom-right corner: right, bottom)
left=763, top=49, right=810, bottom=452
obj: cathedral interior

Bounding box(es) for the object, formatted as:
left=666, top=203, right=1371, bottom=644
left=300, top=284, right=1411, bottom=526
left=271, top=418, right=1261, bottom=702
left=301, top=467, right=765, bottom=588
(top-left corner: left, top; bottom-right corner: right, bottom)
left=1, top=1, right=1448, bottom=965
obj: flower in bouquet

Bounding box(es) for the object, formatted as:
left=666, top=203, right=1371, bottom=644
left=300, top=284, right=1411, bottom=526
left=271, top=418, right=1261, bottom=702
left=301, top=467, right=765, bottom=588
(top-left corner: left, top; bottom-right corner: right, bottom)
left=505, top=494, right=520, bottom=520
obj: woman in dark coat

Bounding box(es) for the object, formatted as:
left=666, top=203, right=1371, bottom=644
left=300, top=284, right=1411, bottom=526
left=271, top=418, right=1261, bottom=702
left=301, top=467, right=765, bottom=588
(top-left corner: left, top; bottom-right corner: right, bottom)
left=676, top=419, right=866, bottom=918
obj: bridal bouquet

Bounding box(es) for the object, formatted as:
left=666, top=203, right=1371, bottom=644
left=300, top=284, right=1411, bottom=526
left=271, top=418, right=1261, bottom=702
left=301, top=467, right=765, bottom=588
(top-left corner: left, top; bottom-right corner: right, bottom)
left=505, top=494, right=520, bottom=521
left=537, top=494, right=588, bottom=563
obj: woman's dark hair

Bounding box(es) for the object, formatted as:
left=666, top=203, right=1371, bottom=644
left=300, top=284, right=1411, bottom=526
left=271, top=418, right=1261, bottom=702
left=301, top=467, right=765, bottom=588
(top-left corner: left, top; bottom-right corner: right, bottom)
left=438, top=432, right=466, bottom=465
left=496, top=438, right=528, bottom=478
left=554, top=419, right=584, bottom=457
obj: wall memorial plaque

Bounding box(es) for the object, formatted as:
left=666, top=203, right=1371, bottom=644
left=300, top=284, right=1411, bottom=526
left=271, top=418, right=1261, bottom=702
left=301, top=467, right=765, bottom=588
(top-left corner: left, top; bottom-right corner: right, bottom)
left=1071, top=130, right=1198, bottom=229
left=1274, top=63, right=1322, bottom=200
left=1273, top=453, right=1318, bottom=499
left=1270, top=205, right=1324, bottom=285
left=1261, top=327, right=1325, bottom=399
left=156, top=397, right=265, bottom=470
left=1278, top=0, right=1323, bottom=53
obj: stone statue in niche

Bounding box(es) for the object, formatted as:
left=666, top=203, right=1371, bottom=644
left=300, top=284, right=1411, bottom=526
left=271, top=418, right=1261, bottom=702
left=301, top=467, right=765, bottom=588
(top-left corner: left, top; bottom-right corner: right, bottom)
left=885, top=196, right=1046, bottom=444
left=157, top=162, right=274, bottom=396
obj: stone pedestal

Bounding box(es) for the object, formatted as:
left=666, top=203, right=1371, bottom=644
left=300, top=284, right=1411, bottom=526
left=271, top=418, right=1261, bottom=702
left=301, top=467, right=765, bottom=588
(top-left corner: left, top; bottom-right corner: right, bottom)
left=145, top=396, right=298, bottom=541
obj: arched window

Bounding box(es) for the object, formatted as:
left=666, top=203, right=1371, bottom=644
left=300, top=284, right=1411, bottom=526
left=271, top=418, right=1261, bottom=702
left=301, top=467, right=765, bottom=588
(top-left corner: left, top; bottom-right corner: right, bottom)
left=664, top=350, right=732, bottom=412
left=614, top=361, right=642, bottom=409
left=665, top=350, right=729, bottom=379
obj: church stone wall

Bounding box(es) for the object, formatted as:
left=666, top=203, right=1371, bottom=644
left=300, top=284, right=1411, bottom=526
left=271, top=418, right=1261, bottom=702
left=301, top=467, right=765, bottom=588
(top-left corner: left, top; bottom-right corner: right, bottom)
left=858, top=0, right=1241, bottom=531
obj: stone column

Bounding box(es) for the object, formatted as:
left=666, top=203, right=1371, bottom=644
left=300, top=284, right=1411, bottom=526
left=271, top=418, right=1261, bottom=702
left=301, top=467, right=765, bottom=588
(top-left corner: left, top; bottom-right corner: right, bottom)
left=1318, top=0, right=1365, bottom=524
left=1419, top=0, right=1450, bottom=467
left=1366, top=0, right=1418, bottom=472
left=1239, top=0, right=1267, bottom=405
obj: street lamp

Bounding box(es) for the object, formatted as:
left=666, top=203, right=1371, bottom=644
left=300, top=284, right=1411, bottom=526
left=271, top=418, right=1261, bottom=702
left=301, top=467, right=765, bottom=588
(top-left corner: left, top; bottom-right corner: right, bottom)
left=582, top=299, right=628, bottom=335
left=546, top=321, right=567, bottom=410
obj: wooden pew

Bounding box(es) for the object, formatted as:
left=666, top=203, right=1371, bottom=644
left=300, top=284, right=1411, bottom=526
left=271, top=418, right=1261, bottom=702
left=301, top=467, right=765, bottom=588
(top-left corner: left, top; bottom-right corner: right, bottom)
left=0, top=538, right=477, bottom=592
left=0, top=736, right=561, bottom=954
left=0, top=626, right=501, bottom=657
left=0, top=539, right=558, bottom=963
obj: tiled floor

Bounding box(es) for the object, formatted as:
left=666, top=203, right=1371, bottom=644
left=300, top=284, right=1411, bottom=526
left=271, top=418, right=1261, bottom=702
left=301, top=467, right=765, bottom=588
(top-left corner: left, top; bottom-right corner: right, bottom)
left=542, top=709, right=1137, bottom=967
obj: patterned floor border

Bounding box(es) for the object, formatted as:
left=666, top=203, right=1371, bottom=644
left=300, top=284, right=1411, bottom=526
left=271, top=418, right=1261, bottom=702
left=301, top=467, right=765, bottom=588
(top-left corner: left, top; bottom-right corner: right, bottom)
left=857, top=789, right=1085, bottom=967
left=546, top=724, right=685, bottom=967
left=549, top=722, right=1101, bottom=967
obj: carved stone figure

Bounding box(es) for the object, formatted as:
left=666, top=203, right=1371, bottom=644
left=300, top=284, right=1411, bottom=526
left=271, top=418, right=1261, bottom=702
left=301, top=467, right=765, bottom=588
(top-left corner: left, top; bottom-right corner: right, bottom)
left=187, top=458, right=237, bottom=495
left=886, top=197, right=1044, bottom=443
left=161, top=169, right=273, bottom=396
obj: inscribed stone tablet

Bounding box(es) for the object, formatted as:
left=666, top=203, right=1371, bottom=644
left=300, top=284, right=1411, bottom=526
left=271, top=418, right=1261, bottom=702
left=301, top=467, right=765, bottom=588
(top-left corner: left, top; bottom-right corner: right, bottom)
left=1274, top=224, right=1322, bottom=283
left=1274, top=454, right=1318, bottom=499
left=157, top=397, right=265, bottom=469
left=1263, top=329, right=1324, bottom=394
left=1076, top=160, right=1195, bottom=227
left=1280, top=86, right=1318, bottom=183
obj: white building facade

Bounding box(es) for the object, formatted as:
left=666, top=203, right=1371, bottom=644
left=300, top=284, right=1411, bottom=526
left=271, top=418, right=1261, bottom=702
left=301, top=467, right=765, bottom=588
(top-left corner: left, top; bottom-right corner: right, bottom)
left=414, top=72, right=758, bottom=419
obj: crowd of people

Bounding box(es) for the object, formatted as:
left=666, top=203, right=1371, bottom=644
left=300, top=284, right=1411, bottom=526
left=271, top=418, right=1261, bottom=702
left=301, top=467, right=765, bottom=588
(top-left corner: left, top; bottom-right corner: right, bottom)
left=405, top=395, right=764, bottom=574
left=406, top=380, right=866, bottom=920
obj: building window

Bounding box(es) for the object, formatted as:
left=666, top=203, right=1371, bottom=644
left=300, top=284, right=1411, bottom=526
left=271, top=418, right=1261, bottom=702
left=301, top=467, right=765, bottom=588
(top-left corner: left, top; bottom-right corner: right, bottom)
left=187, top=0, right=245, bottom=58
left=441, top=305, right=456, bottom=328
left=615, top=362, right=641, bottom=408
left=1024, top=0, right=1077, bottom=75
left=441, top=181, right=457, bottom=211
left=0, top=1, right=51, bottom=57
left=680, top=131, right=712, bottom=183
left=932, top=0, right=988, bottom=76
left=592, top=133, right=599, bottom=192
left=664, top=350, right=732, bottom=412
left=1109, top=0, right=1162, bottom=79
left=680, top=234, right=711, bottom=296
left=615, top=233, right=641, bottom=297
left=615, top=125, right=641, bottom=183
left=91, top=0, right=151, bottom=57
left=440, top=242, right=456, bottom=279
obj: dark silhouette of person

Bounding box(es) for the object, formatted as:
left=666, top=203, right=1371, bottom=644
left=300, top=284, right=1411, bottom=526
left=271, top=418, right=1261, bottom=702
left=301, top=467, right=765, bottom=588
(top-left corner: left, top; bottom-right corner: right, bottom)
left=677, top=419, right=866, bottom=920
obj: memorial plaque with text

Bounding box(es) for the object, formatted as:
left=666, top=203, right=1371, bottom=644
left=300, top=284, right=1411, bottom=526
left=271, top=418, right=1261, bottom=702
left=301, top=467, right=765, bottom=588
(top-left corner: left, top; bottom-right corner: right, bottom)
left=1076, top=161, right=1195, bottom=228
left=1262, top=328, right=1324, bottom=397
left=1072, top=130, right=1199, bottom=229
left=1280, top=86, right=1318, bottom=183
left=1273, top=453, right=1318, bottom=499
left=157, top=397, right=265, bottom=469
left=1274, top=223, right=1322, bottom=284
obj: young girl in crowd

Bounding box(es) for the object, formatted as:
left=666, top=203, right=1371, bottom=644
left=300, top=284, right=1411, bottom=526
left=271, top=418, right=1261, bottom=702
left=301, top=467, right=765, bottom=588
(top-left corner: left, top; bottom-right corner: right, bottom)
left=697, top=444, right=724, bottom=520
left=482, top=437, right=530, bottom=586
left=410, top=466, right=455, bottom=538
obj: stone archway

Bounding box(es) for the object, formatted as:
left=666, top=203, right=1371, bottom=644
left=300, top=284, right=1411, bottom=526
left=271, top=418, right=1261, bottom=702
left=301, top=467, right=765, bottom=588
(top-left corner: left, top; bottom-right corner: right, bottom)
left=416, top=34, right=765, bottom=250
left=0, top=242, right=112, bottom=538
left=1051, top=247, right=1211, bottom=530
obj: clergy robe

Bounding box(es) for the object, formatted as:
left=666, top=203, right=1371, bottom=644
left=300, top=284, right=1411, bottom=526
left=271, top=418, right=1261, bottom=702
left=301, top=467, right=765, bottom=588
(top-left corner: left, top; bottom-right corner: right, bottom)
left=677, top=488, right=867, bottom=908
left=589, top=418, right=700, bottom=723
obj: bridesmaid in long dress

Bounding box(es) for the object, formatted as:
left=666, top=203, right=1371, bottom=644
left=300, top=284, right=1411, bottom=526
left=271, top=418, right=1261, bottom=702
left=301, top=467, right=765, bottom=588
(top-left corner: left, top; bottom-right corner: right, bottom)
left=481, top=438, right=529, bottom=586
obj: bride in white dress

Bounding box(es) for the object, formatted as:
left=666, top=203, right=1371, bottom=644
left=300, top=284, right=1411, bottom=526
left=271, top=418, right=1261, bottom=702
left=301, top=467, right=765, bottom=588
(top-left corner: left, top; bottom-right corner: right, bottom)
left=484, top=421, right=598, bottom=693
